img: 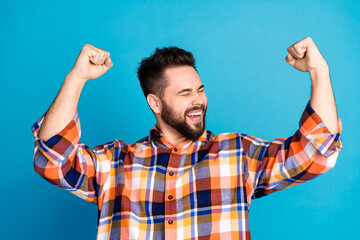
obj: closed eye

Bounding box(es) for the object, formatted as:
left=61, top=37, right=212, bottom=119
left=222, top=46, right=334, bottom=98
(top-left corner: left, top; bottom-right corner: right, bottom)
left=178, top=85, right=204, bottom=95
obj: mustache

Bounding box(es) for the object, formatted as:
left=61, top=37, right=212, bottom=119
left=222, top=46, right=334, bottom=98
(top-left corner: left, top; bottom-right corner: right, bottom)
left=184, top=105, right=206, bottom=116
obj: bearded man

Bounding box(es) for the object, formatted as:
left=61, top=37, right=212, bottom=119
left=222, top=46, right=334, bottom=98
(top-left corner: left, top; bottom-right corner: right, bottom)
left=32, top=37, right=342, bottom=240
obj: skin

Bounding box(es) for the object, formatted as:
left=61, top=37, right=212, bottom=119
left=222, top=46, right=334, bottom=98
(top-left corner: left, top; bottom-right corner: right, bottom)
left=38, top=44, right=113, bottom=141
left=38, top=37, right=338, bottom=145
left=285, top=37, right=338, bottom=134
left=147, top=66, right=207, bottom=145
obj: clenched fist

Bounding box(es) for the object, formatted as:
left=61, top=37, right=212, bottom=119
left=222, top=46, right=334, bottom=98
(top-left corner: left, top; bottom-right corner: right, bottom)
left=69, top=44, right=113, bottom=82
left=285, top=37, right=329, bottom=74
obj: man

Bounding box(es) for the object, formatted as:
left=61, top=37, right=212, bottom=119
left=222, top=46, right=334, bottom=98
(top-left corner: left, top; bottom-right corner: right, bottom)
left=32, top=37, right=342, bottom=240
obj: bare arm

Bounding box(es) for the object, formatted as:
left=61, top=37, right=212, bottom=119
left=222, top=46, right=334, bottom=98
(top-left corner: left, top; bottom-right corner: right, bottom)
left=285, top=37, right=338, bottom=134
left=39, top=44, right=113, bottom=141
left=309, top=68, right=338, bottom=133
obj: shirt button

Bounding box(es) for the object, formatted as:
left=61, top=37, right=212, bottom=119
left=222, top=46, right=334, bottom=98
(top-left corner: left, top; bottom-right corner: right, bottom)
left=168, top=195, right=173, bottom=200
left=174, top=147, right=177, bottom=152
left=168, top=220, right=173, bottom=224
left=169, top=172, right=174, bottom=176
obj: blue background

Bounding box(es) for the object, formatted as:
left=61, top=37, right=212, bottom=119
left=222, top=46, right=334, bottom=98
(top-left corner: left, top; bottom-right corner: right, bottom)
left=1, top=0, right=359, bottom=239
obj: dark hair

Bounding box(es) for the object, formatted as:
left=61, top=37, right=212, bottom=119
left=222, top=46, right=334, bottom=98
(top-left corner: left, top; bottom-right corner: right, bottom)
left=137, top=46, right=196, bottom=98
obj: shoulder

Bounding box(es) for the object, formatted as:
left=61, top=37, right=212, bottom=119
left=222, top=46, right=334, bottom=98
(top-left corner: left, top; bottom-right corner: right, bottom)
left=209, top=130, right=242, bottom=141
left=91, top=139, right=129, bottom=153
left=210, top=131, right=270, bottom=146
left=206, top=131, right=243, bottom=148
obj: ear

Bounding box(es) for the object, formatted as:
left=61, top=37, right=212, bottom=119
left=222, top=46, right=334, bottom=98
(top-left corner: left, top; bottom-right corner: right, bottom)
left=147, top=94, right=162, bottom=114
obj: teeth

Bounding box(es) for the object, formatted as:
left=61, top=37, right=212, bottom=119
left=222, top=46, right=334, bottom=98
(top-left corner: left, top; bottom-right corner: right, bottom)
left=188, top=111, right=201, bottom=116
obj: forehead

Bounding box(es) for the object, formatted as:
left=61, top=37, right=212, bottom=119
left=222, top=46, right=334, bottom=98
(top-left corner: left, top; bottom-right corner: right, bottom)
left=163, top=66, right=202, bottom=91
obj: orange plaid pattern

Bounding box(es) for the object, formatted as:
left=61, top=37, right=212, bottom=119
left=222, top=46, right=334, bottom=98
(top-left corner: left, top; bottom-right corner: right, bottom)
left=32, top=102, right=342, bottom=239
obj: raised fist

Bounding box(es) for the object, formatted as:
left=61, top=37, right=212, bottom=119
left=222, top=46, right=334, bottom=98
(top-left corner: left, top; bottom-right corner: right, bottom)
left=69, top=44, right=113, bottom=82
left=285, top=37, right=329, bottom=74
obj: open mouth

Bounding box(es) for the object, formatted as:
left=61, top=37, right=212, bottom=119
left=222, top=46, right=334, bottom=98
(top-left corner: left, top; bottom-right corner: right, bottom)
left=186, top=110, right=202, bottom=123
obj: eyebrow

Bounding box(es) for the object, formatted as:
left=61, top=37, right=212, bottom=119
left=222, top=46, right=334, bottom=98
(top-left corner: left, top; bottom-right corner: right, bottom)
left=177, top=84, right=205, bottom=94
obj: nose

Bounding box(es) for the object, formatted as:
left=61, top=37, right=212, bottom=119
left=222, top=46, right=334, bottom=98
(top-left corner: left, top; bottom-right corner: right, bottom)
left=192, top=92, right=205, bottom=106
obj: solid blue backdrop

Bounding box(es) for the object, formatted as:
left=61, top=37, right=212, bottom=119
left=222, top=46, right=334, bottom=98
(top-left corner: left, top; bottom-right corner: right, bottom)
left=1, top=0, right=359, bottom=239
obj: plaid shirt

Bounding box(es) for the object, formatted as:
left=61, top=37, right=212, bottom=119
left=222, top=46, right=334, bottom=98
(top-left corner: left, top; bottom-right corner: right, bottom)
left=32, top=102, right=342, bottom=240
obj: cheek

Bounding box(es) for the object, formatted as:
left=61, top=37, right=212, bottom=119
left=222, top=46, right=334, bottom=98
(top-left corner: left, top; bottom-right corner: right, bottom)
left=169, top=100, right=188, bottom=117
left=175, top=99, right=192, bottom=111
left=202, top=94, right=208, bottom=106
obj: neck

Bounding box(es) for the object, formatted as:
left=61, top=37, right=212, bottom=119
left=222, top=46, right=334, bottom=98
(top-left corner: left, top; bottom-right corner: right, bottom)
left=156, top=120, right=187, bottom=146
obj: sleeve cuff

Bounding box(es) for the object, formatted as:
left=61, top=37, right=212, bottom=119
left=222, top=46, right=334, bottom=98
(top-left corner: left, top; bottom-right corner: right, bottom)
left=299, top=102, right=343, bottom=158
left=31, top=111, right=81, bottom=165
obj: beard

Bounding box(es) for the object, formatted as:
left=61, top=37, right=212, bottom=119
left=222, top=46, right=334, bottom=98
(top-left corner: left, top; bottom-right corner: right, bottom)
left=160, top=99, right=207, bottom=142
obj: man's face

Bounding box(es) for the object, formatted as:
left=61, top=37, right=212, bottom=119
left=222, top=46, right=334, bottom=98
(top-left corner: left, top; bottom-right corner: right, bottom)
left=160, top=66, right=208, bottom=141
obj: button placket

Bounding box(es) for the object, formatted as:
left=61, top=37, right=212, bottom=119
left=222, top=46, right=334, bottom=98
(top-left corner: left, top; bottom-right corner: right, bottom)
left=165, top=141, right=193, bottom=239
left=167, top=147, right=178, bottom=178
left=164, top=145, right=180, bottom=235
left=166, top=146, right=178, bottom=201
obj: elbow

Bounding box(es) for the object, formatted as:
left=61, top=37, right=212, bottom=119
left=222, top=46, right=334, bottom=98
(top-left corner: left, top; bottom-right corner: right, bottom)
left=324, top=151, right=339, bottom=171
left=312, top=150, right=339, bottom=174
left=33, top=149, right=50, bottom=177
left=33, top=146, right=63, bottom=182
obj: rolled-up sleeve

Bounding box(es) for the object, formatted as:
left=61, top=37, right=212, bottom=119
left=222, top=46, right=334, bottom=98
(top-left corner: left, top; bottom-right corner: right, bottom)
left=244, top=102, right=343, bottom=200
left=32, top=112, right=114, bottom=204
left=299, top=102, right=342, bottom=158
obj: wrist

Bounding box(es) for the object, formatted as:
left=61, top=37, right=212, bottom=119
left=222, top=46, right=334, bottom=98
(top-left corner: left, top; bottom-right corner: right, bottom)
left=309, top=67, right=330, bottom=84
left=65, top=71, right=87, bottom=87
left=309, top=66, right=329, bottom=76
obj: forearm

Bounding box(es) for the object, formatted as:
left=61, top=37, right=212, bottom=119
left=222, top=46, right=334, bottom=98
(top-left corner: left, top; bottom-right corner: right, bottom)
left=38, top=72, right=86, bottom=141
left=309, top=68, right=338, bottom=134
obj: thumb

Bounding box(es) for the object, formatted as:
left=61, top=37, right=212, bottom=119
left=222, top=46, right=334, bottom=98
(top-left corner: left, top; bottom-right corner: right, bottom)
left=285, top=53, right=296, bottom=67
left=103, top=57, right=113, bottom=70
